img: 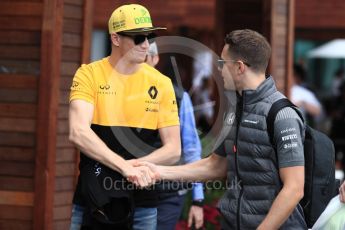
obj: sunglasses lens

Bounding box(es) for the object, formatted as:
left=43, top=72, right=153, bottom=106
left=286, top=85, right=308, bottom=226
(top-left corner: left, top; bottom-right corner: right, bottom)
left=147, top=33, right=156, bottom=44
left=132, top=33, right=156, bottom=45
left=134, top=35, right=146, bottom=45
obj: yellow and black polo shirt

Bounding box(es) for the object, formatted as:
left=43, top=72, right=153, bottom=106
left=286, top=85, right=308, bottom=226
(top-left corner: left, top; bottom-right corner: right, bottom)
left=70, top=57, right=179, bottom=129
left=70, top=57, right=179, bottom=207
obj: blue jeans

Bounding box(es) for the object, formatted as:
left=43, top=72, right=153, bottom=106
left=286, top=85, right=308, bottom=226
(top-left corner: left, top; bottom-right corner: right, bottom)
left=157, top=195, right=185, bottom=230
left=70, top=204, right=85, bottom=230
left=133, top=207, right=157, bottom=230
left=69, top=204, right=157, bottom=230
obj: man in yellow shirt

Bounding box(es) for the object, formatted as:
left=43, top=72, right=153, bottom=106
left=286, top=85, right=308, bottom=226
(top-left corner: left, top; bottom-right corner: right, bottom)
left=69, top=4, right=181, bottom=230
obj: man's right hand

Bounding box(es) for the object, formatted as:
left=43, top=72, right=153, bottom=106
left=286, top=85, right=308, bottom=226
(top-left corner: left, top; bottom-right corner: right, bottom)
left=135, top=161, right=161, bottom=180
left=122, top=164, right=157, bottom=188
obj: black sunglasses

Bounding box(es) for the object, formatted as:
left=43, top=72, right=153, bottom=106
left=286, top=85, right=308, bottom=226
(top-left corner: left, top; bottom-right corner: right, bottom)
left=117, top=32, right=157, bottom=45
left=217, top=59, right=251, bottom=70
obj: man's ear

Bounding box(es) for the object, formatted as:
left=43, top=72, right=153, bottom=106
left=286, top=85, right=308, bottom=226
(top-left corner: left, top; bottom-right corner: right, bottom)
left=152, top=55, right=159, bottom=67
left=110, top=33, right=120, bottom=47
left=237, top=61, right=246, bottom=74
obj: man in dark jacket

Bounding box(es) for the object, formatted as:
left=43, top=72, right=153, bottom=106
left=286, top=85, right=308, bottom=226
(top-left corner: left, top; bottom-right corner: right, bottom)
left=139, top=29, right=307, bottom=229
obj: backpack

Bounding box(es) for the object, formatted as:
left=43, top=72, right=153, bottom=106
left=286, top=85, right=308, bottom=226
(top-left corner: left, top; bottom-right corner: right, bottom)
left=267, top=98, right=340, bottom=228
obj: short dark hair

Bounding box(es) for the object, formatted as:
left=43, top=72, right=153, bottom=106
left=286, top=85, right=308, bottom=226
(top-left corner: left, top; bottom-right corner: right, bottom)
left=225, top=29, right=271, bottom=73
left=293, top=64, right=306, bottom=82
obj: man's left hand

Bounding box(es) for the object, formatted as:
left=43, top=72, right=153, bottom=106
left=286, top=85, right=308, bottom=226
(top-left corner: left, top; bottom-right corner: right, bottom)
left=188, top=205, right=204, bottom=229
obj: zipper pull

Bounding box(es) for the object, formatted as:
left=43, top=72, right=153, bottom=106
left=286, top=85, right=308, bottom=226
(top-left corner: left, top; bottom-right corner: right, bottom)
left=233, top=144, right=237, bottom=153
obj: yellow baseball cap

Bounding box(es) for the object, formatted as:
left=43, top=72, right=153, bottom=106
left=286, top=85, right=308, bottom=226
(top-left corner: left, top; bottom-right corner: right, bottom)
left=108, top=4, right=166, bottom=34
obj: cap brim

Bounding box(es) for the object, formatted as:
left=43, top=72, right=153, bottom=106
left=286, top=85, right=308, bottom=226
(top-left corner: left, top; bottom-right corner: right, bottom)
left=120, top=27, right=167, bottom=33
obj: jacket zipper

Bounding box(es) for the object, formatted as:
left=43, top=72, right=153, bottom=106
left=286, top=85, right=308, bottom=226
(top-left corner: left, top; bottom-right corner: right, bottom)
left=234, top=95, right=244, bottom=230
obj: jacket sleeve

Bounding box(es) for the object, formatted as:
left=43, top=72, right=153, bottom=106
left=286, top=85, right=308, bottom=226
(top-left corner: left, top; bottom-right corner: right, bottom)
left=179, top=92, right=204, bottom=200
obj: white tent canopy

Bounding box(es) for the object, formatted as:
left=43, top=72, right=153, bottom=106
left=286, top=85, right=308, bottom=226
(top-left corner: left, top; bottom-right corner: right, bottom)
left=307, top=39, right=345, bottom=58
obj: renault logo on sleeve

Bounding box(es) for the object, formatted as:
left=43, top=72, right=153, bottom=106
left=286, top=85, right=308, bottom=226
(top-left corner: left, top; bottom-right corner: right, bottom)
left=148, top=86, right=158, bottom=99
left=71, top=81, right=79, bottom=88
left=226, top=112, right=235, bottom=125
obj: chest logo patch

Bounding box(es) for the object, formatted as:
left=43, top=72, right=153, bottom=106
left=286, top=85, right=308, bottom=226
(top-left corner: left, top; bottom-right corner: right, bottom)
left=226, top=112, right=235, bottom=125
left=148, top=86, right=158, bottom=99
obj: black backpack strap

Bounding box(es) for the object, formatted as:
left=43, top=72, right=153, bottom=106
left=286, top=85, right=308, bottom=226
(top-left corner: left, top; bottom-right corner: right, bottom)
left=173, top=85, right=184, bottom=111
left=267, top=98, right=296, bottom=145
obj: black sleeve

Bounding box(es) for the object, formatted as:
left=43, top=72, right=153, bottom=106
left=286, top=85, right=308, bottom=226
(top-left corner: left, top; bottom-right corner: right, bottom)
left=214, top=140, right=227, bottom=157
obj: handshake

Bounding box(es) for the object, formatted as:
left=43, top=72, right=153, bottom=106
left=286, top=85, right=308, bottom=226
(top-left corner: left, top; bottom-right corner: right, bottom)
left=122, top=160, right=161, bottom=188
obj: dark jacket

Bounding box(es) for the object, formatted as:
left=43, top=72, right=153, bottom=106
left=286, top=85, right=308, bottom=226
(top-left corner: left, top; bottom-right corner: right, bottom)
left=218, top=77, right=307, bottom=230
